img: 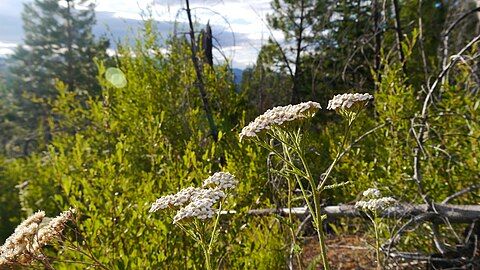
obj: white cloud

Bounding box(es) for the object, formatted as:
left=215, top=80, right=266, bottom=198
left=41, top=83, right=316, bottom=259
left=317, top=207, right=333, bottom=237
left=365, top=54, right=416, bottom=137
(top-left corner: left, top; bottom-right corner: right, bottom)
left=94, top=0, right=275, bottom=68
left=0, top=0, right=280, bottom=68
left=0, top=41, right=16, bottom=55
left=0, top=41, right=17, bottom=48
left=105, top=48, right=116, bottom=56
left=0, top=48, right=14, bottom=55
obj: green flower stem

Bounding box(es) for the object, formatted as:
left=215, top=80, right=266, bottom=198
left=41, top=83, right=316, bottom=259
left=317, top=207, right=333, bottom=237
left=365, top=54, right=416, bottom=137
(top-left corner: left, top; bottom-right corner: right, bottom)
left=269, top=128, right=330, bottom=269
left=280, top=137, right=316, bottom=222
left=261, top=130, right=325, bottom=268
left=177, top=201, right=224, bottom=270
left=373, top=220, right=381, bottom=270
left=197, top=221, right=213, bottom=270
left=317, top=118, right=354, bottom=191
left=281, top=141, right=303, bottom=270
left=177, top=222, right=200, bottom=242
left=203, top=201, right=224, bottom=270
left=289, top=130, right=330, bottom=270
left=257, top=138, right=314, bottom=216
left=313, top=194, right=329, bottom=270
left=202, top=245, right=212, bottom=270
left=368, top=212, right=382, bottom=270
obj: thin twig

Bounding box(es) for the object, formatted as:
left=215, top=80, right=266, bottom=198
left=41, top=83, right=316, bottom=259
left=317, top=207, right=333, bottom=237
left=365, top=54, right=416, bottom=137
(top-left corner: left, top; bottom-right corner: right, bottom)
left=337, top=121, right=388, bottom=161
left=421, top=33, right=480, bottom=119
left=442, top=184, right=480, bottom=204
left=412, top=33, right=480, bottom=206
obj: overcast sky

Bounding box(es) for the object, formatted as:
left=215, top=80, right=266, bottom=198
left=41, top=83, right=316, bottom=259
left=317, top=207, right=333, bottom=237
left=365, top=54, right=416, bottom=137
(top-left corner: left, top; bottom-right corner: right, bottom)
left=0, top=0, right=279, bottom=68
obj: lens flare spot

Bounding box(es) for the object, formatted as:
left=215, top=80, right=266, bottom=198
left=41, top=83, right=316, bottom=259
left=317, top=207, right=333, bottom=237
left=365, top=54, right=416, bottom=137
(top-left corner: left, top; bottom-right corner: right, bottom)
left=105, top=67, right=127, bottom=88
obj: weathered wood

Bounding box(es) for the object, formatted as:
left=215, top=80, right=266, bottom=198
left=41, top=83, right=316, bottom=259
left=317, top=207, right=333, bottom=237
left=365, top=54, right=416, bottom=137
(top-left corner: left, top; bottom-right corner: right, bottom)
left=222, top=204, right=480, bottom=223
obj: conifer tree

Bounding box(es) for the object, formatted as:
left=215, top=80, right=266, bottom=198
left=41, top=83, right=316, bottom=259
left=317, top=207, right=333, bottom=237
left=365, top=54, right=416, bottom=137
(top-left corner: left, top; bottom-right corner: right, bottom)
left=266, top=0, right=341, bottom=103
left=6, top=0, right=108, bottom=154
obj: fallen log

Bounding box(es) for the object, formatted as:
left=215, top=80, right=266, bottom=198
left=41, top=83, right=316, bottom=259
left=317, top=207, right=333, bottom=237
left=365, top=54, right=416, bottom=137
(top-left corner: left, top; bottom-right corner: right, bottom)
left=222, top=204, right=480, bottom=223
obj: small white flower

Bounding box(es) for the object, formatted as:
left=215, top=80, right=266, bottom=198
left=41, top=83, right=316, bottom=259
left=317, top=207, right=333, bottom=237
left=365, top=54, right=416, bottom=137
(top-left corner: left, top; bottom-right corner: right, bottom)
left=190, top=188, right=226, bottom=201
left=362, top=188, right=381, bottom=198
left=202, top=172, right=238, bottom=190
left=151, top=172, right=237, bottom=223
left=355, top=197, right=397, bottom=212
left=173, top=198, right=216, bottom=223
left=327, top=93, right=373, bottom=111
left=240, top=101, right=321, bottom=140
left=149, top=187, right=201, bottom=212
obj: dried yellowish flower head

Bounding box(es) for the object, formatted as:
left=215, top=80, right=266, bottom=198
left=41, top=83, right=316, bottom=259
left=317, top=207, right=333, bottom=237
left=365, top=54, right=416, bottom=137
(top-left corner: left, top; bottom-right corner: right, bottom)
left=0, top=209, right=74, bottom=266
left=0, top=211, right=45, bottom=265
left=31, top=208, right=75, bottom=252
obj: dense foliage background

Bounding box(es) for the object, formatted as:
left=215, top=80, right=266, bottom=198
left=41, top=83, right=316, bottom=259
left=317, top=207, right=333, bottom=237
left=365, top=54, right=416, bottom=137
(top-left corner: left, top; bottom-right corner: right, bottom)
left=0, top=0, right=479, bottom=269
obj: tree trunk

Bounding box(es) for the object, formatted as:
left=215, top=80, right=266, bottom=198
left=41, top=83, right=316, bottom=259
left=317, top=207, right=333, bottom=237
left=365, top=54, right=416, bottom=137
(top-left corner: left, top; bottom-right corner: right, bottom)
left=290, top=0, right=305, bottom=104
left=65, top=0, right=74, bottom=92
left=185, top=0, right=218, bottom=141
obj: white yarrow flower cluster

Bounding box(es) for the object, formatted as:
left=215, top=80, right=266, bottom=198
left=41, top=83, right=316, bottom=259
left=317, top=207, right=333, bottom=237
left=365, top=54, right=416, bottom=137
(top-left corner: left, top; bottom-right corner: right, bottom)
left=173, top=198, right=216, bottom=223
left=149, top=187, right=202, bottom=211
left=240, top=101, right=321, bottom=140
left=0, top=209, right=74, bottom=266
left=150, top=172, right=237, bottom=224
left=355, top=197, right=397, bottom=212
left=202, top=172, right=237, bottom=190
left=355, top=188, right=396, bottom=212
left=149, top=187, right=227, bottom=213
left=327, top=93, right=373, bottom=111
left=362, top=188, right=381, bottom=198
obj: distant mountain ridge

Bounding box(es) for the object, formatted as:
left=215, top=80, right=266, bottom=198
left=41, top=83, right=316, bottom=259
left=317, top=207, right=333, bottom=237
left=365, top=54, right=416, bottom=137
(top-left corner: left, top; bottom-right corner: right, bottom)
left=232, top=68, right=243, bottom=85
left=0, top=56, right=7, bottom=76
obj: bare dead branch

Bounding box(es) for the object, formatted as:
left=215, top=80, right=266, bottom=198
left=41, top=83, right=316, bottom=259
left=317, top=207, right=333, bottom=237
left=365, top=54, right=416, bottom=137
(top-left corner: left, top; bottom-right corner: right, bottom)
left=411, top=33, right=480, bottom=206
left=222, top=204, right=480, bottom=223
left=337, top=121, right=388, bottom=162
left=249, top=7, right=295, bottom=80
left=372, top=0, right=382, bottom=89
left=392, top=0, right=406, bottom=73
left=431, top=222, right=448, bottom=254
left=388, top=251, right=465, bottom=263
left=442, top=184, right=480, bottom=204
left=184, top=0, right=219, bottom=141
left=421, top=33, right=480, bottom=119
left=445, top=7, right=480, bottom=37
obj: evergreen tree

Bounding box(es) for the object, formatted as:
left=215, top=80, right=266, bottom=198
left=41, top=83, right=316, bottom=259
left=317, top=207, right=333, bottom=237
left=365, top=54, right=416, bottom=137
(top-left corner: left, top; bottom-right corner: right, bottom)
left=241, top=43, right=292, bottom=112
left=315, top=0, right=375, bottom=91
left=6, top=0, right=108, bottom=155
left=266, top=0, right=324, bottom=103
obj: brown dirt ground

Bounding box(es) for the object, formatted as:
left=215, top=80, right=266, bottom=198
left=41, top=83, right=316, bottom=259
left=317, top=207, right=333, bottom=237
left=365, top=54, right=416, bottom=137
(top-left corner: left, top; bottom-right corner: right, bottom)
left=298, top=234, right=426, bottom=269
left=300, top=234, right=376, bottom=269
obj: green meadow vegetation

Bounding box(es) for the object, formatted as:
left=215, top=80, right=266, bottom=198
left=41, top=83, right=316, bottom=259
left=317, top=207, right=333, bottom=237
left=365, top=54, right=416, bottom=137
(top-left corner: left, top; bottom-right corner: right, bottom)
left=0, top=0, right=479, bottom=269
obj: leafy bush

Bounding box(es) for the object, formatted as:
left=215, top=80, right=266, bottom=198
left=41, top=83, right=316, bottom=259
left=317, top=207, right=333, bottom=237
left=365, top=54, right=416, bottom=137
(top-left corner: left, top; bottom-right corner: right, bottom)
left=2, top=22, right=288, bottom=268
